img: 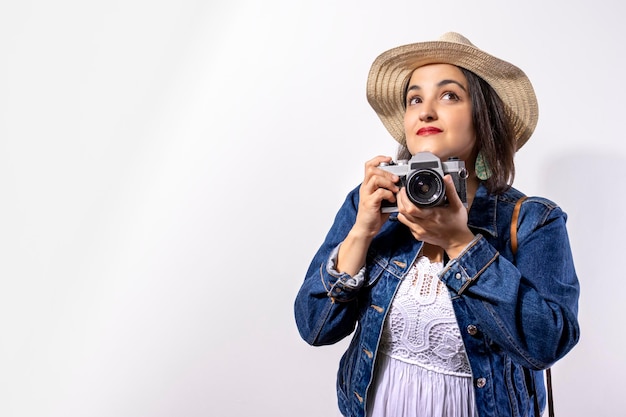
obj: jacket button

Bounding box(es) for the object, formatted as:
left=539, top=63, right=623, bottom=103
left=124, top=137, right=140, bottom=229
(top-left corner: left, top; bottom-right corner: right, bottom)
left=455, top=272, right=462, bottom=280
left=476, top=378, right=487, bottom=388
left=467, top=324, right=478, bottom=336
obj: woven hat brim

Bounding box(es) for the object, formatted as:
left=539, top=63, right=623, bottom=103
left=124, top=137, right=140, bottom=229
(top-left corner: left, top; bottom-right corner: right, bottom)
left=366, top=39, right=538, bottom=150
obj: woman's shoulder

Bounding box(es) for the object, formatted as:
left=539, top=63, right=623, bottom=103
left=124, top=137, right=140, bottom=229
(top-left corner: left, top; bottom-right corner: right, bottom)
left=495, top=186, right=567, bottom=227
left=497, top=186, right=560, bottom=210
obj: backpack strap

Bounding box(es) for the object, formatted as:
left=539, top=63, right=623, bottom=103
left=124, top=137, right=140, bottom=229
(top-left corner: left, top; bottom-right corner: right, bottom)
left=510, top=195, right=555, bottom=417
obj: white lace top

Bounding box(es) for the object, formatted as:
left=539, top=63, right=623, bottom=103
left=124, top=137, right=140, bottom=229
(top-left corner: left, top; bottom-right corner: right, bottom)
left=366, top=256, right=478, bottom=417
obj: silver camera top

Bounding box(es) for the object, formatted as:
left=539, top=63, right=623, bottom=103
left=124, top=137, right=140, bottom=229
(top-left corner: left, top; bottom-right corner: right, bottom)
left=378, top=152, right=467, bottom=210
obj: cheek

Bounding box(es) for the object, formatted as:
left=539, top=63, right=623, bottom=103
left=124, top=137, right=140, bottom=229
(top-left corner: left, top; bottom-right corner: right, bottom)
left=403, top=113, right=417, bottom=153
left=403, top=109, right=420, bottom=140
left=403, top=110, right=412, bottom=132
left=453, top=111, right=474, bottom=138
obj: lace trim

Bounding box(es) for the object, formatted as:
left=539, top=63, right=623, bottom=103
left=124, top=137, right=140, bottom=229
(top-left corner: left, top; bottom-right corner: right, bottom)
left=378, top=256, right=472, bottom=377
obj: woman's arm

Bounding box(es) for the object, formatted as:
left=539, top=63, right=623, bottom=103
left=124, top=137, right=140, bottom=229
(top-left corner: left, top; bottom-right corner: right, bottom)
left=294, top=186, right=364, bottom=346
left=441, top=199, right=580, bottom=369
left=295, top=156, right=401, bottom=345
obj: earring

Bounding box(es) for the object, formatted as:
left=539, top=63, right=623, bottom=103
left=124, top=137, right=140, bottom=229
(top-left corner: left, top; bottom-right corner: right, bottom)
left=475, top=151, right=492, bottom=181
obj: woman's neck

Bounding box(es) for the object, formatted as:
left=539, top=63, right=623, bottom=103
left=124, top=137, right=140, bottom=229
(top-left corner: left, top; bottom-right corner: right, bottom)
left=420, top=243, right=444, bottom=263
left=465, top=175, right=480, bottom=209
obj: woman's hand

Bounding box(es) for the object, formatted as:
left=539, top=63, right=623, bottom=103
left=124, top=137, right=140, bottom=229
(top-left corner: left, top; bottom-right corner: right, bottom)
left=336, top=156, right=399, bottom=276
left=353, top=156, right=400, bottom=238
left=396, top=175, right=475, bottom=259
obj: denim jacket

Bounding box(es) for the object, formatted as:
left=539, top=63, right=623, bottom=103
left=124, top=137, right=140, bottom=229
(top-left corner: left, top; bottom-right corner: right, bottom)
left=294, top=183, right=580, bottom=417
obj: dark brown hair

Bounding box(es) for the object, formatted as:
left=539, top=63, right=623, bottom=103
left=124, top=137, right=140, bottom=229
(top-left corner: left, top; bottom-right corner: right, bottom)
left=397, top=67, right=517, bottom=195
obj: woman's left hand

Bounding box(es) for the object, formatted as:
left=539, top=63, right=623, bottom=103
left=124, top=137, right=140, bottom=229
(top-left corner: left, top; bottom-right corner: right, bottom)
left=396, top=175, right=476, bottom=259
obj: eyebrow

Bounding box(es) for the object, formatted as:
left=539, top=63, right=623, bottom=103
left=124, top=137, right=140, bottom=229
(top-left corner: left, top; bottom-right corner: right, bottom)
left=406, top=79, right=468, bottom=93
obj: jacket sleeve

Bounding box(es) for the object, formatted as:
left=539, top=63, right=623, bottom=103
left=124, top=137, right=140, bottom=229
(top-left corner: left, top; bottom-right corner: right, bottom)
left=440, top=198, right=580, bottom=370
left=294, top=186, right=366, bottom=346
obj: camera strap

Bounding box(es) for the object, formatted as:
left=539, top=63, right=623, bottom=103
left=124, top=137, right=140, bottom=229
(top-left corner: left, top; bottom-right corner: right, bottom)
left=510, top=196, right=554, bottom=417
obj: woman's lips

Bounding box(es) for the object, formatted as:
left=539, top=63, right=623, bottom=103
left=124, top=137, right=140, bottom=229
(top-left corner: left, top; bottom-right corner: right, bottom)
left=417, top=127, right=443, bottom=136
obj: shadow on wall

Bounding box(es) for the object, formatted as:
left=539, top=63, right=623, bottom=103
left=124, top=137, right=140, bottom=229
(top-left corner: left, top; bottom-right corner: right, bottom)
left=537, top=151, right=626, bottom=415
left=540, top=151, right=626, bottom=256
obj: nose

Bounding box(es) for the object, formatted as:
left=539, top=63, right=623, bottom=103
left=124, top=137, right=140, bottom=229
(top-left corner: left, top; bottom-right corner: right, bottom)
left=419, top=103, right=437, bottom=122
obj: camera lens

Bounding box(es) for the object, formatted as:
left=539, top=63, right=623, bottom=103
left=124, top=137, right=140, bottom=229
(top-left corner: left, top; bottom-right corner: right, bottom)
left=405, top=170, right=445, bottom=207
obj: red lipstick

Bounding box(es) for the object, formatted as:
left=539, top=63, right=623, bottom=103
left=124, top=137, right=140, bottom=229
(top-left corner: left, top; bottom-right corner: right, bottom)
left=417, top=127, right=442, bottom=136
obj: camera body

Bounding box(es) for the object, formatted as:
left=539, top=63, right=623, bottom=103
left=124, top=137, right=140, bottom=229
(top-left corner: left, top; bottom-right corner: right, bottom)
left=378, top=152, right=468, bottom=212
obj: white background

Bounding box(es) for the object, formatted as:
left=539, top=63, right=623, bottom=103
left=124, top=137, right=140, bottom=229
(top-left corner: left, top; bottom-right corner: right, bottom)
left=1, top=1, right=624, bottom=416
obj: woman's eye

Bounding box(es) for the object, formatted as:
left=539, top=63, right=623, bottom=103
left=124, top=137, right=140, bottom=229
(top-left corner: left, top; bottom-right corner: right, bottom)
left=407, top=96, right=422, bottom=105
left=442, top=92, right=459, bottom=101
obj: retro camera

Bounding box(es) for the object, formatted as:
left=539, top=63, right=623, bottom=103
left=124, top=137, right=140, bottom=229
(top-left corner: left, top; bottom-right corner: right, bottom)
left=378, top=151, right=468, bottom=212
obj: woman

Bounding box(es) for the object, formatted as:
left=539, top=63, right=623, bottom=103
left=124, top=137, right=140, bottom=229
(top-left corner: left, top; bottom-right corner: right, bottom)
left=294, top=32, right=580, bottom=417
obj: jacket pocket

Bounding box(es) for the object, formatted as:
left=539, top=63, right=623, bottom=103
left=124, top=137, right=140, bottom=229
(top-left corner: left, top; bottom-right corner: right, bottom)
left=504, top=356, right=532, bottom=417
left=363, top=257, right=387, bottom=288
left=337, top=328, right=361, bottom=396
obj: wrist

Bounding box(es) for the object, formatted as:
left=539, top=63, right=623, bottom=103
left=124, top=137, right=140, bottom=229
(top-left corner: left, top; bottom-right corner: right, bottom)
left=336, top=229, right=374, bottom=277
left=347, top=225, right=378, bottom=242
left=444, top=232, right=478, bottom=259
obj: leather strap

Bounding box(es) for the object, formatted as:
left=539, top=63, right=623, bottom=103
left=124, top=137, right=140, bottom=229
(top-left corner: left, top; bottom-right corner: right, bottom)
left=546, top=367, right=555, bottom=417
left=510, top=196, right=554, bottom=416
left=510, top=196, right=528, bottom=255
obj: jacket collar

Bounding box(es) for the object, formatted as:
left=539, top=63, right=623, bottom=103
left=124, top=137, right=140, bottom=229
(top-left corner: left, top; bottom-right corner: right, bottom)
left=467, top=183, right=499, bottom=237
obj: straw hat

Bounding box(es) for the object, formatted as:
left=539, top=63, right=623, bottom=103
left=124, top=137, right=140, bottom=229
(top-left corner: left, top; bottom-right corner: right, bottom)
left=366, top=32, right=538, bottom=150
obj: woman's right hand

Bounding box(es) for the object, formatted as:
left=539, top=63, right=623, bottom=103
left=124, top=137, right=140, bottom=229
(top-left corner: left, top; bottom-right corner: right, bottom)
left=336, top=156, right=400, bottom=276
left=354, top=155, right=400, bottom=238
